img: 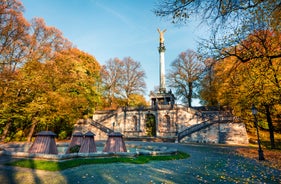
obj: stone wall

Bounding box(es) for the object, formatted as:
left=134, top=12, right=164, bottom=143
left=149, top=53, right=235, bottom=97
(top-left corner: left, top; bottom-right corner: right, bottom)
left=181, top=122, right=249, bottom=144
left=73, top=106, right=249, bottom=145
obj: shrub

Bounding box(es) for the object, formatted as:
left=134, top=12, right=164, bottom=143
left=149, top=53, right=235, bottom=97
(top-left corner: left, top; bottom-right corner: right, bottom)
left=69, top=145, right=80, bottom=153
left=4, top=136, right=11, bottom=143
left=13, top=130, right=24, bottom=141
left=58, top=130, right=67, bottom=140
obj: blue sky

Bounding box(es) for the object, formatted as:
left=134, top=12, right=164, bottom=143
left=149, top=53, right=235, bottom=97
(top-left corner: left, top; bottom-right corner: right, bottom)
left=21, top=0, right=208, bottom=105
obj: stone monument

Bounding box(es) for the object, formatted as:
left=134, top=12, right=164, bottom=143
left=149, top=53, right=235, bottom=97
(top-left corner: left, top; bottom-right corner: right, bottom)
left=150, top=28, right=175, bottom=109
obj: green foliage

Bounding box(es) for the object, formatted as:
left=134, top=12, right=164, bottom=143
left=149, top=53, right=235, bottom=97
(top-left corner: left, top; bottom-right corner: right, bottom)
left=261, top=140, right=281, bottom=150
left=58, top=131, right=68, bottom=140
left=69, top=145, right=81, bottom=153
left=4, top=137, right=12, bottom=143
left=13, top=130, right=24, bottom=141
left=259, top=120, right=269, bottom=130
left=7, top=151, right=190, bottom=171
left=145, top=114, right=156, bottom=137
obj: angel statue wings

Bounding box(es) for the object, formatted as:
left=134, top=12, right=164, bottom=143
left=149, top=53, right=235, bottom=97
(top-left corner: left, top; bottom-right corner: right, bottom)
left=157, top=28, right=167, bottom=43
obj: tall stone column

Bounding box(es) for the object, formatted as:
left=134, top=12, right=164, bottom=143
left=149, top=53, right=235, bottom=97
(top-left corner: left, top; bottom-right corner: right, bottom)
left=157, top=28, right=167, bottom=93
left=150, top=29, right=174, bottom=110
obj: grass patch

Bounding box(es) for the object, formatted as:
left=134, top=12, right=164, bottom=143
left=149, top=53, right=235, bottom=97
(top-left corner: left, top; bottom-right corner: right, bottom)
left=261, top=140, right=281, bottom=150
left=6, top=151, right=189, bottom=171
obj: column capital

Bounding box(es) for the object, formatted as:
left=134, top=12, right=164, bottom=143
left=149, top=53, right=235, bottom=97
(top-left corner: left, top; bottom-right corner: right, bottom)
left=158, top=43, right=166, bottom=52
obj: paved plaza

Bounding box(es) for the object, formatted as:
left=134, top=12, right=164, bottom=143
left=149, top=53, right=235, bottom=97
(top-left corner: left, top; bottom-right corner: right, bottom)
left=0, top=142, right=280, bottom=184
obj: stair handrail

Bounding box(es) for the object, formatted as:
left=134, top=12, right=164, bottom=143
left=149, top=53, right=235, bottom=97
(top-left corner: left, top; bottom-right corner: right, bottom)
left=177, top=111, right=236, bottom=142
left=177, top=121, right=215, bottom=142
left=90, top=120, right=114, bottom=134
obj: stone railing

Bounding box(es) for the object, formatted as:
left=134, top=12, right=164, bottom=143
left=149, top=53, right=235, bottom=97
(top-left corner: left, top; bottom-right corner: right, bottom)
left=177, top=121, right=215, bottom=142
left=89, top=120, right=114, bottom=134
left=177, top=111, right=238, bottom=142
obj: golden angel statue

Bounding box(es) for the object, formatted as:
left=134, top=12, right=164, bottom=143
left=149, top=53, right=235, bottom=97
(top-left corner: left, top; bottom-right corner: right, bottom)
left=157, top=28, right=167, bottom=43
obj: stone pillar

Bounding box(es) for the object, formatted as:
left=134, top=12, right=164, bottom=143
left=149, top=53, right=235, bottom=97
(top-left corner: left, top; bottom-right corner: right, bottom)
left=66, top=131, right=83, bottom=154
left=157, top=28, right=167, bottom=93
left=159, top=43, right=166, bottom=93
left=103, top=132, right=127, bottom=152
left=79, top=131, right=97, bottom=153
left=28, top=131, right=58, bottom=154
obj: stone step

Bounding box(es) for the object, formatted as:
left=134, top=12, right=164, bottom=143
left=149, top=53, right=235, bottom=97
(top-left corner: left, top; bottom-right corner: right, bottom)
left=124, top=136, right=176, bottom=142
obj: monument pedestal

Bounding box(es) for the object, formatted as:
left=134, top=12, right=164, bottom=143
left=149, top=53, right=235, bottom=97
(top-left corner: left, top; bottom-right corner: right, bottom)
left=150, top=90, right=175, bottom=110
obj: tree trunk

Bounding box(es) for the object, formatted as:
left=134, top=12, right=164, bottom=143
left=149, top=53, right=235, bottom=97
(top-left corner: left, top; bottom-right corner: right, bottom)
left=1, top=121, right=11, bottom=142
left=27, top=120, right=38, bottom=142
left=265, top=105, right=275, bottom=149
left=188, top=82, right=193, bottom=107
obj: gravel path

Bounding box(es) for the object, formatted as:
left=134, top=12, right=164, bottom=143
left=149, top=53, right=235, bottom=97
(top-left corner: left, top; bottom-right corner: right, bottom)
left=0, top=142, right=280, bottom=184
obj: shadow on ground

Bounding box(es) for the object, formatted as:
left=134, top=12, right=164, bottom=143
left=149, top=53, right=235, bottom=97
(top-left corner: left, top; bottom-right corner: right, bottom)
left=0, top=142, right=280, bottom=184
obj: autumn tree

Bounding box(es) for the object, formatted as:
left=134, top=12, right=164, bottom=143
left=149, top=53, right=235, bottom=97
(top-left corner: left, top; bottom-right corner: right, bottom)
left=199, top=58, right=218, bottom=106
left=0, top=0, right=30, bottom=73
left=226, top=30, right=281, bottom=149
left=126, top=94, right=148, bottom=107
left=155, top=0, right=281, bottom=148
left=167, top=49, right=204, bottom=107
left=100, top=58, right=123, bottom=108
left=0, top=0, right=102, bottom=142
left=0, top=0, right=31, bottom=141
left=18, top=48, right=101, bottom=141
left=27, top=17, right=72, bottom=62
left=0, top=0, right=30, bottom=102
left=202, top=30, right=281, bottom=148
left=154, top=1, right=280, bottom=27
left=154, top=1, right=281, bottom=62
left=120, top=57, right=146, bottom=106
left=101, top=57, right=146, bottom=108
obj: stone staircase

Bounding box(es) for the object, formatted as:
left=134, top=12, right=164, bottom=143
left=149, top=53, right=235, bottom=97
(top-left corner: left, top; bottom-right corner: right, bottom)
left=177, top=109, right=236, bottom=142
left=177, top=121, right=216, bottom=142
left=88, top=106, right=240, bottom=143
left=124, top=136, right=176, bottom=142
left=89, top=111, right=117, bottom=133
left=89, top=120, right=114, bottom=134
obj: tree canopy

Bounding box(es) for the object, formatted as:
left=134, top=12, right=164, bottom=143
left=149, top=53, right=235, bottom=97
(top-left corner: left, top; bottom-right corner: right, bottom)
left=200, top=30, right=281, bottom=148
left=155, top=0, right=281, bottom=147
left=154, top=0, right=281, bottom=30
left=167, top=49, right=204, bottom=107
left=0, top=0, right=149, bottom=142
left=101, top=57, right=147, bottom=108
left=154, top=0, right=281, bottom=61
left=0, top=0, right=103, bottom=141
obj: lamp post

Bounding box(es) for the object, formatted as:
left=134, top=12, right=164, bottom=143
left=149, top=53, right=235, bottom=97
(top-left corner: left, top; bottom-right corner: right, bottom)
left=112, top=122, right=115, bottom=132
left=251, top=105, right=265, bottom=161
